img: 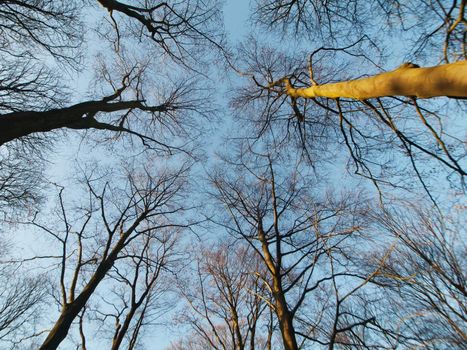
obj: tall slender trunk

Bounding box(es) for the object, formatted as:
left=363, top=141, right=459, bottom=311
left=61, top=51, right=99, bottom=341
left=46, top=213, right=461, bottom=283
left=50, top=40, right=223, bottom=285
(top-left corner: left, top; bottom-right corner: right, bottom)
left=249, top=325, right=255, bottom=350
left=39, top=259, right=114, bottom=350
left=273, top=282, right=299, bottom=350
left=282, top=60, right=467, bottom=99
left=111, top=309, right=136, bottom=350
left=231, top=308, right=244, bottom=350
left=257, top=224, right=299, bottom=350
left=266, top=311, right=273, bottom=350
left=38, top=223, right=138, bottom=350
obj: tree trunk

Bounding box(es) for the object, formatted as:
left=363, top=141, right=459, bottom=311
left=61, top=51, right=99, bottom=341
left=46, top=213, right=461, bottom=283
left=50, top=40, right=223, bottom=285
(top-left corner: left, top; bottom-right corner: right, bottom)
left=0, top=99, right=163, bottom=146
left=38, top=303, right=85, bottom=350
left=283, top=60, right=467, bottom=99
left=38, top=235, right=130, bottom=350
left=231, top=308, right=244, bottom=350
left=257, top=224, right=299, bottom=350
left=38, top=261, right=113, bottom=350
left=274, top=292, right=299, bottom=350
left=111, top=310, right=135, bottom=350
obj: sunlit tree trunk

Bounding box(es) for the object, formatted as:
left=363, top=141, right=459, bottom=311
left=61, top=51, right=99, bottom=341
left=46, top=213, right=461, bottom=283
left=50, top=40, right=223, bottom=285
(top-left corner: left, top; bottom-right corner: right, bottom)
left=281, top=61, right=467, bottom=99
left=274, top=292, right=299, bottom=350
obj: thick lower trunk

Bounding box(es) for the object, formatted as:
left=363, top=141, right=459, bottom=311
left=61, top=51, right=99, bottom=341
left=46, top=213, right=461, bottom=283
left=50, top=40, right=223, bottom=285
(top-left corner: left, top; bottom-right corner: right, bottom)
left=283, top=60, right=467, bottom=99
left=274, top=293, right=299, bottom=350
left=39, top=258, right=116, bottom=350
left=38, top=215, right=145, bottom=350
left=0, top=99, right=157, bottom=146
left=38, top=303, right=83, bottom=350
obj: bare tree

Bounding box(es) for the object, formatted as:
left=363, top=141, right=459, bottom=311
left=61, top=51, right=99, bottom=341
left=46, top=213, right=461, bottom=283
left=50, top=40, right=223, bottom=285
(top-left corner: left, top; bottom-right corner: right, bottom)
left=235, top=0, right=466, bottom=200
left=253, top=0, right=466, bottom=61
left=0, top=273, right=46, bottom=348
left=1, top=1, right=465, bottom=349
left=0, top=239, right=48, bottom=349
left=174, top=241, right=273, bottom=350
left=0, top=0, right=82, bottom=62
left=0, top=0, right=222, bottom=222
left=369, top=204, right=467, bottom=348
left=0, top=146, right=44, bottom=218
left=0, top=62, right=211, bottom=150
left=208, top=150, right=399, bottom=349
left=272, top=61, right=466, bottom=99
left=95, top=0, right=224, bottom=64
left=17, top=163, right=191, bottom=350
left=232, top=45, right=465, bottom=211
left=0, top=0, right=221, bottom=147
left=86, top=229, right=182, bottom=350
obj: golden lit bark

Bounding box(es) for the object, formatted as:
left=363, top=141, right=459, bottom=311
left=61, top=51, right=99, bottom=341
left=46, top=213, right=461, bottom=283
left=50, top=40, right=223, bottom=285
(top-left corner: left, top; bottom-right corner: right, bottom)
left=282, top=60, right=467, bottom=99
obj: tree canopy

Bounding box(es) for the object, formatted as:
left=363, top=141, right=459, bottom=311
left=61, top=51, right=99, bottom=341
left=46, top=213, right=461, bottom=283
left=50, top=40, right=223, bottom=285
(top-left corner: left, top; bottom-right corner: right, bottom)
left=0, top=0, right=465, bottom=349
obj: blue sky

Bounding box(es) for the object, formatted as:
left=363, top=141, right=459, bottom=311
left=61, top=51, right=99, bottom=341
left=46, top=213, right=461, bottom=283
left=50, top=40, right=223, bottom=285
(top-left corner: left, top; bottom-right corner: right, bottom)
left=2, top=1, right=465, bottom=349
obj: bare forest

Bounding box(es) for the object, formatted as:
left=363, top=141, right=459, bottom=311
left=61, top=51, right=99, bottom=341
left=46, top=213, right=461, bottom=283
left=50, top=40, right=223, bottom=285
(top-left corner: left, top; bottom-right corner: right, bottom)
left=0, top=0, right=465, bottom=349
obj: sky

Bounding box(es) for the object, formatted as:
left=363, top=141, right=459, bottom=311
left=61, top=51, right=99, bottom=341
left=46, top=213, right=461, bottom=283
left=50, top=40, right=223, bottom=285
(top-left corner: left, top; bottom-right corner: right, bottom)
left=2, top=1, right=465, bottom=349
left=18, top=2, right=253, bottom=349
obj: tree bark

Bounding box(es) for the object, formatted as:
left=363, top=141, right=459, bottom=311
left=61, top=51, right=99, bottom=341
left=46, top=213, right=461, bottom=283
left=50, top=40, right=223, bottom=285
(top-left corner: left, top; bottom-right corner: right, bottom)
left=231, top=307, right=245, bottom=350
left=38, top=217, right=143, bottom=350
left=274, top=292, right=299, bottom=350
left=111, top=309, right=135, bottom=350
left=282, top=60, right=467, bottom=99
left=257, top=225, right=299, bottom=350
left=38, top=259, right=115, bottom=350
left=0, top=99, right=165, bottom=146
